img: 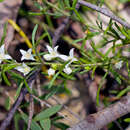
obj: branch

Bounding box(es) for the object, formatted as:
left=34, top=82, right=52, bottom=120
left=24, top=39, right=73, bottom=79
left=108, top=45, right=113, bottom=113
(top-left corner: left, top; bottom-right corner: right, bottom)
left=78, top=0, right=130, bottom=29
left=0, top=70, right=38, bottom=130
left=67, top=94, right=130, bottom=130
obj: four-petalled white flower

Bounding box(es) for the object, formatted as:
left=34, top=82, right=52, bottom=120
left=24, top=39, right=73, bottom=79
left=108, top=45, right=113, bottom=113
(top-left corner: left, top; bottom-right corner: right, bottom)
left=44, top=45, right=59, bottom=61
left=0, top=44, right=12, bottom=63
left=48, top=68, right=55, bottom=76
left=60, top=48, right=78, bottom=75
left=20, top=48, right=35, bottom=61
left=115, top=61, right=123, bottom=69
left=60, top=48, right=78, bottom=63
left=15, top=63, right=31, bottom=76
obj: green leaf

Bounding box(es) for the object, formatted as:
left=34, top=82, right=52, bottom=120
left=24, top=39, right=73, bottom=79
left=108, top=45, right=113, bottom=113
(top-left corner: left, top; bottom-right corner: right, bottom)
left=24, top=80, right=32, bottom=94
left=72, top=0, right=78, bottom=8
left=0, top=22, right=7, bottom=46
left=53, top=122, right=69, bottom=130
left=124, top=118, right=130, bottom=122
left=2, top=72, right=11, bottom=86
left=117, top=86, right=130, bottom=98
left=32, top=24, right=38, bottom=47
left=34, top=2, right=43, bottom=10
left=5, top=97, right=10, bottom=110
left=9, top=71, right=23, bottom=80
left=110, top=68, right=122, bottom=84
left=14, top=113, right=21, bottom=130
left=58, top=0, right=64, bottom=9
left=3, top=64, right=17, bottom=72
left=34, top=105, right=62, bottom=121
left=90, top=41, right=104, bottom=58
left=64, top=0, right=70, bottom=7
left=40, top=118, right=51, bottom=130
left=44, top=86, right=59, bottom=100
left=91, top=66, right=97, bottom=80
left=48, top=71, right=60, bottom=89
left=15, top=82, right=24, bottom=100
left=21, top=113, right=42, bottom=130
left=96, top=71, right=108, bottom=106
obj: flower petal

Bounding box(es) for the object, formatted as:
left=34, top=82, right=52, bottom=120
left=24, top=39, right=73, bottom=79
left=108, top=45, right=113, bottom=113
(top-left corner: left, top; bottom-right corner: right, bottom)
left=4, top=54, right=12, bottom=59
left=15, top=66, right=24, bottom=73
left=44, top=54, right=53, bottom=61
left=63, top=67, right=72, bottom=75
left=69, top=48, right=74, bottom=57
left=58, top=54, right=69, bottom=61
left=48, top=68, right=55, bottom=76
left=20, top=49, right=26, bottom=55
left=54, top=46, right=59, bottom=52
left=46, top=45, right=53, bottom=53
left=29, top=56, right=35, bottom=61
left=28, top=48, right=33, bottom=54
left=72, top=57, right=78, bottom=62
left=0, top=44, right=5, bottom=53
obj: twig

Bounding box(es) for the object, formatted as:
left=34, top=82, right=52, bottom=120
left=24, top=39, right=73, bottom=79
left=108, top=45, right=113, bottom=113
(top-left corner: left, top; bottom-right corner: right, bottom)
left=0, top=70, right=38, bottom=130
left=67, top=94, right=130, bottom=130
left=78, top=0, right=130, bottom=29
left=27, top=94, right=34, bottom=130
left=36, top=74, right=44, bottom=107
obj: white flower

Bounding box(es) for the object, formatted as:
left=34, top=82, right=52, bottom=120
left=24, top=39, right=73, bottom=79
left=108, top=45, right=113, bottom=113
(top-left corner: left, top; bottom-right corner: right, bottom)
left=15, top=63, right=31, bottom=76
left=44, top=45, right=59, bottom=61
left=48, top=68, right=55, bottom=76
left=20, top=48, right=35, bottom=61
left=63, top=66, right=72, bottom=75
left=115, top=61, right=123, bottom=69
left=59, top=48, right=78, bottom=64
left=60, top=48, right=77, bottom=75
left=0, top=44, right=12, bottom=63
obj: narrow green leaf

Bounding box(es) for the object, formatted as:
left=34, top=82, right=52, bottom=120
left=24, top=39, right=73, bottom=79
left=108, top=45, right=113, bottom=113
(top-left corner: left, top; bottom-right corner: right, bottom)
left=5, top=97, right=10, bottom=110
left=72, top=0, right=78, bottom=8
left=2, top=72, right=11, bottom=86
left=40, top=118, right=51, bottom=130
left=117, top=86, right=130, bottom=98
left=96, top=71, right=108, bottom=106
left=3, top=64, right=17, bottom=72
left=64, top=0, right=70, bottom=7
left=0, top=22, right=7, bottom=46
left=14, top=113, right=21, bottom=130
left=15, top=82, right=24, bottom=100
left=124, top=118, right=130, bottom=123
left=21, top=113, right=42, bottom=130
left=53, top=122, right=69, bottom=130
left=34, top=105, right=62, bottom=121
left=32, top=24, right=38, bottom=47
left=44, top=86, right=59, bottom=100
left=24, top=80, right=32, bottom=94
left=91, top=66, right=97, bottom=80
left=48, top=71, right=60, bottom=89
left=90, top=41, right=104, bottom=58
left=9, top=71, right=23, bottom=80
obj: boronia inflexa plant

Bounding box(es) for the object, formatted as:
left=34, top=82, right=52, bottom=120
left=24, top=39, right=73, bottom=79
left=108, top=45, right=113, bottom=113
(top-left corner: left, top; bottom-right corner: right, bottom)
left=0, top=43, right=78, bottom=76
left=1, top=0, right=130, bottom=129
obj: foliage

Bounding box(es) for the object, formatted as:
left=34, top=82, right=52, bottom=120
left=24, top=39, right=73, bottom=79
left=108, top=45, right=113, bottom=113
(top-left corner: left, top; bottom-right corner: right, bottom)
left=0, top=0, right=130, bottom=130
